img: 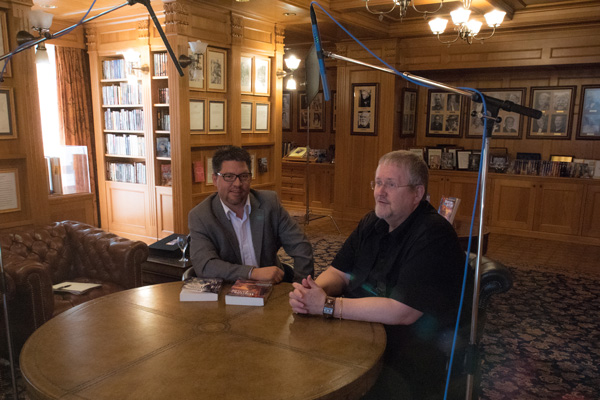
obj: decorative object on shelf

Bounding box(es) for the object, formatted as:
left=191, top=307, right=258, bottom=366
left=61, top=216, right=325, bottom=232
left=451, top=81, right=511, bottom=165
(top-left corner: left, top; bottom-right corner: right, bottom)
left=426, top=89, right=462, bottom=138
left=240, top=55, right=253, bottom=94
left=0, top=11, right=11, bottom=76
left=282, top=92, right=292, bottom=131
left=255, top=102, right=270, bottom=132
left=428, top=1, right=505, bottom=45
left=254, top=56, right=270, bottom=95
left=0, top=88, right=17, bottom=139
left=189, top=99, right=205, bottom=133
left=527, top=86, right=576, bottom=140
left=241, top=101, right=253, bottom=132
left=577, top=85, right=600, bottom=139
left=298, top=92, right=325, bottom=131
left=351, top=83, right=378, bottom=136
left=400, top=87, right=417, bottom=137
left=276, top=54, right=301, bottom=91
left=467, top=88, right=526, bottom=139
left=208, top=100, right=226, bottom=133
left=207, top=48, right=227, bottom=92
left=489, top=147, right=509, bottom=173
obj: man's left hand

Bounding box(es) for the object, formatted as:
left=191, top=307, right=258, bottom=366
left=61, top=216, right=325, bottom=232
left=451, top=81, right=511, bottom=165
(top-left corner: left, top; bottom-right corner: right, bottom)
left=289, top=275, right=326, bottom=315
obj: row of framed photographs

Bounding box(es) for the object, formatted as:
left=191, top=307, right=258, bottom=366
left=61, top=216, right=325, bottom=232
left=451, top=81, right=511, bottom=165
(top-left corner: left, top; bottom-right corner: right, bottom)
left=414, top=85, right=600, bottom=140
left=189, top=99, right=271, bottom=134
left=410, top=147, right=481, bottom=171
left=282, top=91, right=329, bottom=132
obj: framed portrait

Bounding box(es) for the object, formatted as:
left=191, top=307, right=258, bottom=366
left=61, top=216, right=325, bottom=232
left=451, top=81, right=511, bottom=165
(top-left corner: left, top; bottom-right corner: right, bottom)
left=254, top=57, right=270, bottom=95
left=352, top=83, right=378, bottom=135
left=0, top=12, right=10, bottom=78
left=241, top=101, right=253, bottom=133
left=189, top=99, right=205, bottom=133
left=400, top=88, right=417, bottom=137
left=0, top=169, right=20, bottom=213
left=188, top=51, right=205, bottom=90
left=298, top=92, right=325, bottom=131
left=0, top=88, right=17, bottom=139
left=240, top=55, right=253, bottom=94
left=208, top=100, right=226, bottom=134
left=576, top=85, right=600, bottom=139
left=282, top=92, right=291, bottom=131
left=207, top=48, right=227, bottom=92
left=457, top=150, right=471, bottom=170
left=427, top=148, right=442, bottom=169
left=426, top=90, right=462, bottom=138
left=527, top=86, right=575, bottom=139
left=467, top=88, right=526, bottom=139
left=331, top=90, right=337, bottom=133
left=255, top=102, right=270, bottom=132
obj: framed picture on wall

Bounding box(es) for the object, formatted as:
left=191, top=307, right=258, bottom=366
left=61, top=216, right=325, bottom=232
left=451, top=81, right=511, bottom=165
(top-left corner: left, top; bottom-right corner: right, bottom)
left=331, top=90, right=337, bottom=133
left=206, top=157, right=214, bottom=185
left=577, top=85, right=600, bottom=139
left=298, top=92, right=325, bottom=131
left=0, top=12, right=10, bottom=78
left=208, top=100, right=226, bottom=133
left=467, top=88, right=526, bottom=139
left=351, top=83, right=378, bottom=135
left=254, top=57, right=270, bottom=95
left=426, top=90, right=462, bottom=138
left=0, top=169, right=20, bottom=213
left=241, top=101, right=253, bottom=133
left=255, top=102, right=270, bottom=132
left=188, top=51, right=205, bottom=90
left=282, top=92, right=291, bottom=131
left=0, top=88, right=17, bottom=139
left=189, top=99, right=205, bottom=133
left=400, top=88, right=417, bottom=137
left=240, top=55, right=253, bottom=94
left=527, top=86, right=575, bottom=139
left=207, top=48, right=227, bottom=92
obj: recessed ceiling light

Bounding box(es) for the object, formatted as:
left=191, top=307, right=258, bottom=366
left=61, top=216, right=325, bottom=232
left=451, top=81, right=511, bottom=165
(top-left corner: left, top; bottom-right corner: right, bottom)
left=283, top=12, right=296, bottom=17
left=40, top=4, right=56, bottom=8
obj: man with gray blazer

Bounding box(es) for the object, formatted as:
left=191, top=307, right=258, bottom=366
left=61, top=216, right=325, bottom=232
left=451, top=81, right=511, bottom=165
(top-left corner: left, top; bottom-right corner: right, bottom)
left=188, top=146, right=314, bottom=283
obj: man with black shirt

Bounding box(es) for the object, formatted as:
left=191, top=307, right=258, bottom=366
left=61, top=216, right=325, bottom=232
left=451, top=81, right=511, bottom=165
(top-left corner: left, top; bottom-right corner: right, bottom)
left=289, top=150, right=468, bottom=399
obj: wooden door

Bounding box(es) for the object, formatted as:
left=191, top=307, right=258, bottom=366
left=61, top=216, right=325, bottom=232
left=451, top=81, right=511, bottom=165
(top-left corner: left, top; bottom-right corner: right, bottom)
left=490, top=178, right=536, bottom=230
left=534, top=181, right=584, bottom=235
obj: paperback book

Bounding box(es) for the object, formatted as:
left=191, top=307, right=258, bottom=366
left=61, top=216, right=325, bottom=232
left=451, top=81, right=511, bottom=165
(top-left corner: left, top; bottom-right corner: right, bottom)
left=180, top=277, right=224, bottom=302
left=438, top=196, right=461, bottom=225
left=225, top=279, right=273, bottom=306
left=52, top=282, right=102, bottom=295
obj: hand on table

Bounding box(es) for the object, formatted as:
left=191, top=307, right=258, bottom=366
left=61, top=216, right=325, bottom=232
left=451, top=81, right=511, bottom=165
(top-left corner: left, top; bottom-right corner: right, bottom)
left=250, top=266, right=284, bottom=283
left=289, top=275, right=326, bottom=315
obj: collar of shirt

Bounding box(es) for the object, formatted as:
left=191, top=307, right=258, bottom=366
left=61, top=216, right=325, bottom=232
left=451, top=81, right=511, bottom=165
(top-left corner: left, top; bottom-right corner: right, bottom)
left=220, top=196, right=252, bottom=221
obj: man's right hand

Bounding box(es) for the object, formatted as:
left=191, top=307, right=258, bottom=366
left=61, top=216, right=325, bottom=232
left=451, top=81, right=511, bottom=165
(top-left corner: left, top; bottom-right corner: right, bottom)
left=250, top=266, right=284, bottom=283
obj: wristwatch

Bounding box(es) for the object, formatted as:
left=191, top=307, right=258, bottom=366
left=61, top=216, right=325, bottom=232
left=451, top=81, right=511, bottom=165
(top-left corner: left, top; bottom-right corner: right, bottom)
left=323, top=296, right=335, bottom=318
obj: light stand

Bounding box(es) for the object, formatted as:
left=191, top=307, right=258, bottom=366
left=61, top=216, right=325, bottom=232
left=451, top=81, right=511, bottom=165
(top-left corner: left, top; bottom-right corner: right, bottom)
left=320, top=49, right=541, bottom=399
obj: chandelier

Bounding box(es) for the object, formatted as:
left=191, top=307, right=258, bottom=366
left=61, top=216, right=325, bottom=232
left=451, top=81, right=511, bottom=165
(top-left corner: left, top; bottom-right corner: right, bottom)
left=363, top=0, right=506, bottom=44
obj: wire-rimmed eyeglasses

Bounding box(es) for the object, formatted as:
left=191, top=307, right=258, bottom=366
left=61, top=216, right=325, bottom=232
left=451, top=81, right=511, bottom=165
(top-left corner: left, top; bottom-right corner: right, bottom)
left=370, top=180, right=413, bottom=191
left=217, top=172, right=252, bottom=182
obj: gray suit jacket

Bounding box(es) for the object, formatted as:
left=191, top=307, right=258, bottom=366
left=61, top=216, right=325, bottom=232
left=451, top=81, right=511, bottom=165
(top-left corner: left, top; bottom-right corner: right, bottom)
left=188, top=189, right=314, bottom=282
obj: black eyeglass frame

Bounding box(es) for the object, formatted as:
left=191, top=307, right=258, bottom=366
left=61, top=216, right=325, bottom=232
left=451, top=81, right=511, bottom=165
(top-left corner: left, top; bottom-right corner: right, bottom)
left=216, top=172, right=253, bottom=182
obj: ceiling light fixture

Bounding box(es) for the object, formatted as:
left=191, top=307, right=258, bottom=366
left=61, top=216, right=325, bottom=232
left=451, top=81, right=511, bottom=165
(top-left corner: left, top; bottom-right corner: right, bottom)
left=364, top=0, right=444, bottom=22
left=429, top=3, right=505, bottom=45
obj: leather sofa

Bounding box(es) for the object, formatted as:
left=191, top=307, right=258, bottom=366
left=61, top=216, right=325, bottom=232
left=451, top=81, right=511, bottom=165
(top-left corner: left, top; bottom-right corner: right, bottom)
left=0, top=220, right=148, bottom=360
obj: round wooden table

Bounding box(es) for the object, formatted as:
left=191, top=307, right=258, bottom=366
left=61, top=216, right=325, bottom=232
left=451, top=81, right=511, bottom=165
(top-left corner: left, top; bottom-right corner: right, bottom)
left=20, top=282, right=386, bottom=400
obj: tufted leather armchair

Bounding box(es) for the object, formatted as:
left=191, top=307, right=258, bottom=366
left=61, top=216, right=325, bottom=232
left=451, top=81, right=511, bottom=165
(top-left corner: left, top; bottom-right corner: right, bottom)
left=0, top=220, right=148, bottom=360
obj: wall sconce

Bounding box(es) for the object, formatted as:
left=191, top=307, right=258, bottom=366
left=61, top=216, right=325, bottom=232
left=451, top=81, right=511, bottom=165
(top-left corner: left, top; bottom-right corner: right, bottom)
left=119, top=50, right=149, bottom=83
left=277, top=55, right=301, bottom=90
left=16, top=10, right=54, bottom=64
left=178, top=40, right=208, bottom=81
left=429, top=6, right=505, bottom=45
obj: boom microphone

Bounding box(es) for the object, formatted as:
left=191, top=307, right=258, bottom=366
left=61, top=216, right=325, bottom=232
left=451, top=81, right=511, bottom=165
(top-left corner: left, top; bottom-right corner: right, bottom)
left=309, top=3, right=330, bottom=101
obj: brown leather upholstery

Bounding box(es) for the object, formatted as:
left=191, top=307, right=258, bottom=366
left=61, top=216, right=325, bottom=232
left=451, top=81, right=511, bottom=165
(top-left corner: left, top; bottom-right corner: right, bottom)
left=0, top=220, right=148, bottom=360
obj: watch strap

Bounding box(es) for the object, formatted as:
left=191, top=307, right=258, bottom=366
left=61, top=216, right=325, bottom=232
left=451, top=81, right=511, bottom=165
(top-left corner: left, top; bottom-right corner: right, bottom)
left=323, top=296, right=335, bottom=318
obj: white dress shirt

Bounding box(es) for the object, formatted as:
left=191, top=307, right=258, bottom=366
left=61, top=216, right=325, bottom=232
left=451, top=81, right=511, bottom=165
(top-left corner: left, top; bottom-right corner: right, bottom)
left=220, top=197, right=258, bottom=270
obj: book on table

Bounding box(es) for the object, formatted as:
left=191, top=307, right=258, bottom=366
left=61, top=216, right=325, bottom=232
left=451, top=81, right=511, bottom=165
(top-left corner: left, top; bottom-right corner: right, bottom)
left=180, top=277, right=224, bottom=302
left=438, top=195, right=461, bottom=225
left=52, top=282, right=102, bottom=295
left=225, top=279, right=273, bottom=306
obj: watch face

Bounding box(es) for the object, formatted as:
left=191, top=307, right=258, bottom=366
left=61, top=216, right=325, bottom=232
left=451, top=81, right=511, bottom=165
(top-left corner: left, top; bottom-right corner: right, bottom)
left=324, top=307, right=333, bottom=315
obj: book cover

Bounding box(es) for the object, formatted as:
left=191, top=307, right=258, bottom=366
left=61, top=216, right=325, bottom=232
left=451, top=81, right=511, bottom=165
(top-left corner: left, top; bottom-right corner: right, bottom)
left=180, top=277, right=223, bottom=302
left=193, top=160, right=205, bottom=183
left=225, top=279, right=273, bottom=306
left=438, top=196, right=461, bottom=225
left=52, top=282, right=102, bottom=295
left=161, top=164, right=172, bottom=186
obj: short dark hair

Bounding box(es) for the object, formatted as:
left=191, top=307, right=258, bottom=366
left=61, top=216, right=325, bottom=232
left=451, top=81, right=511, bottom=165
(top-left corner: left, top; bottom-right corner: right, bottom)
left=212, top=146, right=251, bottom=173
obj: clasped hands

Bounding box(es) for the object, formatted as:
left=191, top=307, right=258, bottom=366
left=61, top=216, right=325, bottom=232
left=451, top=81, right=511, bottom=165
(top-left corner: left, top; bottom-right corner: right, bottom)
left=289, top=275, right=326, bottom=315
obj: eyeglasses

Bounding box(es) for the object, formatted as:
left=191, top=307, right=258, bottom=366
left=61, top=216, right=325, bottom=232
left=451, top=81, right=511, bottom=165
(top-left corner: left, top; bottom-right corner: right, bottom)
left=217, top=172, right=252, bottom=182
left=370, top=180, right=413, bottom=191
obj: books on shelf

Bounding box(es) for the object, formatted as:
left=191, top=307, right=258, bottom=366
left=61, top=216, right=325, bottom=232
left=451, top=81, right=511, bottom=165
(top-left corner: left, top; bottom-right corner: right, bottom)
left=438, top=196, right=461, bottom=225
left=106, top=161, right=146, bottom=184
left=225, top=279, right=273, bottom=306
left=153, top=52, right=168, bottom=76
left=180, top=278, right=223, bottom=302
left=52, top=281, right=102, bottom=295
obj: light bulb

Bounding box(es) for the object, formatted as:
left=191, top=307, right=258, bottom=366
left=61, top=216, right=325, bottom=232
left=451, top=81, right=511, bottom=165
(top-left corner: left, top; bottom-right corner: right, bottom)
left=429, top=18, right=448, bottom=35
left=451, top=8, right=471, bottom=25
left=484, top=10, right=506, bottom=27
left=286, top=77, right=297, bottom=90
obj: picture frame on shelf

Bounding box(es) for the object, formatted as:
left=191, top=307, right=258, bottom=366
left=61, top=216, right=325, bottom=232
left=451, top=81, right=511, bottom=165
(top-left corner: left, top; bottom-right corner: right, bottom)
left=188, top=51, right=205, bottom=90
left=255, top=102, right=270, bottom=132
left=208, top=100, right=226, bottom=133
left=527, top=86, right=575, bottom=139
left=351, top=83, right=378, bottom=135
left=469, top=152, right=482, bottom=171
left=0, top=12, right=10, bottom=78
left=456, top=150, right=471, bottom=170
left=441, top=152, right=455, bottom=170
left=241, top=101, right=253, bottom=133
left=207, top=48, right=227, bottom=92
left=426, top=90, right=462, bottom=138
left=331, top=90, right=337, bottom=133
left=189, top=99, right=205, bottom=133
left=0, top=88, right=17, bottom=139
left=576, top=85, right=600, bottom=139
left=467, top=88, right=526, bottom=139
left=156, top=137, right=171, bottom=158
left=160, top=163, right=172, bottom=186
left=298, top=92, right=325, bottom=131
left=254, top=57, right=270, bottom=95
left=400, top=88, right=417, bottom=137
left=427, top=148, right=442, bottom=169
left=240, top=55, right=253, bottom=94
left=489, top=147, right=509, bottom=173
left=282, top=92, right=291, bottom=131
left=409, top=148, right=424, bottom=160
